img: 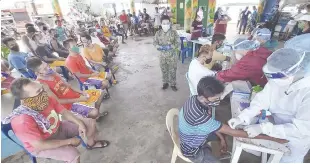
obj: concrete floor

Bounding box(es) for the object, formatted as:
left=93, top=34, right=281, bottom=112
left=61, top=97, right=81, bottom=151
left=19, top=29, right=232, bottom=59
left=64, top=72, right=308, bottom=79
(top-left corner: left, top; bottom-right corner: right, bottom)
left=2, top=24, right=310, bottom=163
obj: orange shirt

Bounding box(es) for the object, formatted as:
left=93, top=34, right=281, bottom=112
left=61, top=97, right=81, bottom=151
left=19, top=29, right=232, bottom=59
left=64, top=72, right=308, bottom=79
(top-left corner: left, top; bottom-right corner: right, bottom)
left=37, top=74, right=81, bottom=110
left=11, top=97, right=63, bottom=152
left=65, top=54, right=93, bottom=82
left=102, top=26, right=112, bottom=38
left=83, top=44, right=105, bottom=63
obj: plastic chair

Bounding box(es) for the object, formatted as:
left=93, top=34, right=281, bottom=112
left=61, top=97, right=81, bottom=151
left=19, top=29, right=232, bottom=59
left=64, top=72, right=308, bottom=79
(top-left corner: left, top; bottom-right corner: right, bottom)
left=179, top=37, right=192, bottom=64
left=2, top=122, right=37, bottom=163
left=166, top=108, right=192, bottom=163
left=185, top=73, right=196, bottom=96
left=231, top=139, right=288, bottom=163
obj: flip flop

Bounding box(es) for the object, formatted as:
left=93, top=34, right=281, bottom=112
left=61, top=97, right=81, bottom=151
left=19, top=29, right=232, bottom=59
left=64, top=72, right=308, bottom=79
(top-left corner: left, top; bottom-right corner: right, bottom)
left=87, top=140, right=110, bottom=150
left=96, top=111, right=108, bottom=122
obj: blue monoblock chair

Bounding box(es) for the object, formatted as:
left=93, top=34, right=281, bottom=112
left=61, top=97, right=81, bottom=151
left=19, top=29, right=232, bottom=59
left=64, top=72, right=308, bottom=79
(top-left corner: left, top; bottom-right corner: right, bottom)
left=179, top=37, right=192, bottom=64
left=2, top=122, right=37, bottom=163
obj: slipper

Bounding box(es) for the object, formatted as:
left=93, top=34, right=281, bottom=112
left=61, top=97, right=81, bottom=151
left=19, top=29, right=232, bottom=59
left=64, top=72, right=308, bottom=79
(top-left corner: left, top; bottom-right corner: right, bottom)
left=87, top=140, right=110, bottom=150
left=96, top=111, right=108, bottom=122
left=102, top=93, right=110, bottom=99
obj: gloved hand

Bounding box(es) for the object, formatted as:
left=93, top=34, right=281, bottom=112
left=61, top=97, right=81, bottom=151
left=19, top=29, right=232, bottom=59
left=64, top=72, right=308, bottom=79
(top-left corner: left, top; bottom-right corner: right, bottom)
left=243, top=124, right=263, bottom=138
left=164, top=45, right=173, bottom=50
left=228, top=117, right=244, bottom=129
left=244, top=122, right=275, bottom=138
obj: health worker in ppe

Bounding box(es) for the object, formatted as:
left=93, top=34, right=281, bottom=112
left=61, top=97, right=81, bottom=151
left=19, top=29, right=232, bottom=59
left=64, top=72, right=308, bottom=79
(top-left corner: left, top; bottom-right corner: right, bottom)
left=216, top=28, right=273, bottom=87
left=228, top=40, right=310, bottom=162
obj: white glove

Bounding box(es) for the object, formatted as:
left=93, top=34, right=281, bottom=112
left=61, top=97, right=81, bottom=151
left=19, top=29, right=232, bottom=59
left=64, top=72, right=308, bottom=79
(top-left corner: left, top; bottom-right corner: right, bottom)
left=228, top=117, right=244, bottom=129
left=244, top=124, right=263, bottom=138
left=244, top=122, right=274, bottom=138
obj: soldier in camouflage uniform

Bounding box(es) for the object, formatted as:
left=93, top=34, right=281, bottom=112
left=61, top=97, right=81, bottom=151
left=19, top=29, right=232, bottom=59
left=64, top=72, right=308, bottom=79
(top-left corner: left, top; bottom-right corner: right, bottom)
left=153, top=15, right=181, bottom=91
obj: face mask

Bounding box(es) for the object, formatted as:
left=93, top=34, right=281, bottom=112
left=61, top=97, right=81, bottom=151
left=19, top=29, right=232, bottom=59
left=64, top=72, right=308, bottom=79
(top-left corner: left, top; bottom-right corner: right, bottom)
left=21, top=90, right=49, bottom=111
left=235, top=53, right=243, bottom=60
left=208, top=100, right=221, bottom=107
left=198, top=11, right=203, bottom=18
left=298, top=21, right=305, bottom=29
left=205, top=58, right=212, bottom=64
left=71, top=46, right=80, bottom=53
left=269, top=76, right=294, bottom=86
left=162, top=24, right=170, bottom=32
left=10, top=45, right=20, bottom=51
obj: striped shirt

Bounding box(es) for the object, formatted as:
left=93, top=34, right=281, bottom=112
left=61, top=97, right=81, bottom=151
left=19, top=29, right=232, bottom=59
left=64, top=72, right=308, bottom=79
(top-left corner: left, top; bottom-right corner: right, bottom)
left=179, top=96, right=222, bottom=157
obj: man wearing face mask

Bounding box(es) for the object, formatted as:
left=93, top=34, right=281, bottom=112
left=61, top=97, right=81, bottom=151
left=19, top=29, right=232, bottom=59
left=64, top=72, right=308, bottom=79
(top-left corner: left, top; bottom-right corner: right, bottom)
left=204, top=34, right=230, bottom=70
left=3, top=37, right=35, bottom=78
left=153, top=15, right=180, bottom=91
left=216, top=32, right=272, bottom=87
left=179, top=76, right=288, bottom=163
left=188, top=45, right=215, bottom=95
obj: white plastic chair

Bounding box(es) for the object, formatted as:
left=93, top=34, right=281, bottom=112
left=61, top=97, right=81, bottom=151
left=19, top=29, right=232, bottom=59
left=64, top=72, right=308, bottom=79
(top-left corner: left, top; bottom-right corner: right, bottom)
left=185, top=73, right=196, bottom=96
left=166, top=108, right=192, bottom=163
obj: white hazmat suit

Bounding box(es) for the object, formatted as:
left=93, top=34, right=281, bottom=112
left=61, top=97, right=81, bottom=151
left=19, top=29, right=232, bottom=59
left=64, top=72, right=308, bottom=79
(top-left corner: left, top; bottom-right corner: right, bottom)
left=228, top=34, right=310, bottom=162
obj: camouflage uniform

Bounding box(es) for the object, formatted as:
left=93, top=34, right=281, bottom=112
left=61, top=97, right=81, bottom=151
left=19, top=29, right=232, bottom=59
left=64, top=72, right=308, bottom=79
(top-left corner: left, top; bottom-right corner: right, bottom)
left=153, top=29, right=181, bottom=86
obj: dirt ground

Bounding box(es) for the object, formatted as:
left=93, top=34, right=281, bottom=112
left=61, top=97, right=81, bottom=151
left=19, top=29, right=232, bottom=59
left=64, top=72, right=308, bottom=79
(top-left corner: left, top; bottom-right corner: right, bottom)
left=2, top=23, right=309, bottom=163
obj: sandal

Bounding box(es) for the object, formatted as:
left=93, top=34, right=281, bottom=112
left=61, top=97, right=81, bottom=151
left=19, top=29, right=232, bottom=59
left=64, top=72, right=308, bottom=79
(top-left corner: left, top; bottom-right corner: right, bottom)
left=102, top=92, right=110, bottom=99
left=96, top=111, right=108, bottom=122
left=87, top=140, right=110, bottom=150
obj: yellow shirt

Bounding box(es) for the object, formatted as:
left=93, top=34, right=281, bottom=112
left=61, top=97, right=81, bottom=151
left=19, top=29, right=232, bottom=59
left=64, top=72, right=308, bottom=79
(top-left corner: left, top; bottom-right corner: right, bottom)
left=83, top=44, right=105, bottom=63
left=204, top=51, right=227, bottom=69
left=102, top=26, right=112, bottom=38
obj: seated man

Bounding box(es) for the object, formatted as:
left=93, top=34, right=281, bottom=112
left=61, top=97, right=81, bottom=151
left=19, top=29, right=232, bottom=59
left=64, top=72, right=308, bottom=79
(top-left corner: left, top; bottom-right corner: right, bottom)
left=26, top=57, right=108, bottom=120
left=49, top=28, right=69, bottom=58
left=205, top=34, right=230, bottom=70
left=217, top=28, right=273, bottom=87
left=3, top=37, right=36, bottom=78
left=179, top=76, right=288, bottom=163
left=3, top=78, right=109, bottom=163
left=81, top=34, right=116, bottom=78
left=188, top=45, right=215, bottom=95
left=32, top=33, right=66, bottom=67
left=63, top=38, right=110, bottom=97
left=100, top=20, right=119, bottom=45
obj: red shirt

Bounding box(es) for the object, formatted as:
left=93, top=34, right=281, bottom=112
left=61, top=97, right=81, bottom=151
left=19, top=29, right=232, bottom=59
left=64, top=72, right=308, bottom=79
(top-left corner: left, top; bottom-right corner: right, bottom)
left=37, top=74, right=80, bottom=110
left=191, top=20, right=203, bottom=40
left=11, top=97, right=64, bottom=152
left=119, top=14, right=128, bottom=23
left=216, top=47, right=272, bottom=86
left=214, top=20, right=227, bottom=35
left=65, top=54, right=93, bottom=82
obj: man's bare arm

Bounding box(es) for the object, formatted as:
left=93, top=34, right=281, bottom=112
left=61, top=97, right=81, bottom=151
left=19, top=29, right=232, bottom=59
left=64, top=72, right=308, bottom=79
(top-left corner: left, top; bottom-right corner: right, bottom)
left=217, top=124, right=288, bottom=144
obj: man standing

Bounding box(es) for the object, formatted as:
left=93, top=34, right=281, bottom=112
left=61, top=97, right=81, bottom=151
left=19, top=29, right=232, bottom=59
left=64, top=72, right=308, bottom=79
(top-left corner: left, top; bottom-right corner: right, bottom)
left=119, top=10, right=128, bottom=39
left=154, top=7, right=161, bottom=33
left=238, top=6, right=251, bottom=34
left=21, top=24, right=37, bottom=56
left=54, top=20, right=67, bottom=44
left=249, top=6, right=258, bottom=32
left=153, top=15, right=180, bottom=91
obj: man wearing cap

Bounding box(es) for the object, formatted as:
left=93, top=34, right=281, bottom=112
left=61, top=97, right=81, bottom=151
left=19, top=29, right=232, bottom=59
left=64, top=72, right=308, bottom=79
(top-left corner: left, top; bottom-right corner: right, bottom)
left=228, top=34, right=310, bottom=162
left=216, top=28, right=273, bottom=87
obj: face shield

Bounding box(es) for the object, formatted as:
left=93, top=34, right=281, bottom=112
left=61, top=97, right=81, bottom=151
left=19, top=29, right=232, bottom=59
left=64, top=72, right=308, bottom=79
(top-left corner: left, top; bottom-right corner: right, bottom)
left=263, top=48, right=306, bottom=79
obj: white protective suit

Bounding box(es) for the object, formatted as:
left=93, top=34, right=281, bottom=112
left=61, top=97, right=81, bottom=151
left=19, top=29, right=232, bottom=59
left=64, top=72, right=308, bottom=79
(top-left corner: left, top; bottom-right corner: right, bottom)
left=237, top=76, right=310, bottom=162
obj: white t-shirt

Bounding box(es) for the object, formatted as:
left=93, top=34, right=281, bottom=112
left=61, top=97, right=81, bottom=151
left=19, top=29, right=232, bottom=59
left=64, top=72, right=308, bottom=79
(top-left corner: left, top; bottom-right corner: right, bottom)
left=188, top=58, right=215, bottom=95
left=154, top=12, right=161, bottom=26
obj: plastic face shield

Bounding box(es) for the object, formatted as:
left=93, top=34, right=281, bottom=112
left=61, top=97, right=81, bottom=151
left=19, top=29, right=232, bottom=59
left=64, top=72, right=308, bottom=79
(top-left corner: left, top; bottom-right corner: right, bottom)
left=264, top=52, right=306, bottom=79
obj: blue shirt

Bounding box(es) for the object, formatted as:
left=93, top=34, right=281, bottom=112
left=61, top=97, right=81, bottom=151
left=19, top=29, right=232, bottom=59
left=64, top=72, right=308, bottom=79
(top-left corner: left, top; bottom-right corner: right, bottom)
left=8, top=51, right=28, bottom=70
left=179, top=96, right=222, bottom=157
